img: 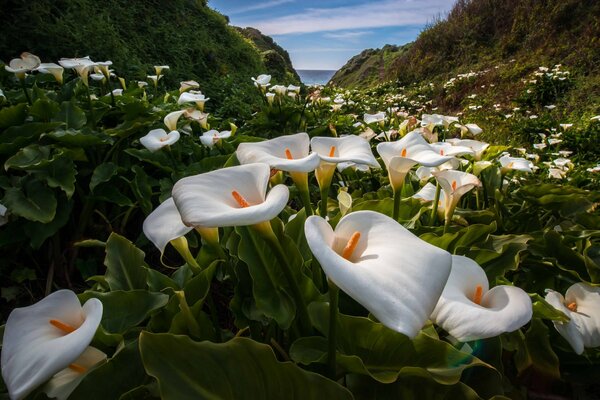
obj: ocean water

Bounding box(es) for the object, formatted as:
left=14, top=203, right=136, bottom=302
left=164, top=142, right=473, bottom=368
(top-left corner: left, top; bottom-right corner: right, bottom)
left=297, top=70, right=337, bottom=86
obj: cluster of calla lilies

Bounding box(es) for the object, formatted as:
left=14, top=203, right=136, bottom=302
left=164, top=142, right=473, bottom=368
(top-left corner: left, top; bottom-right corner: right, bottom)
left=3, top=60, right=600, bottom=399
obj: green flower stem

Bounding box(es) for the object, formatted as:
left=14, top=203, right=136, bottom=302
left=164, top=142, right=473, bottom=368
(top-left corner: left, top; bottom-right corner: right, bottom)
left=195, top=227, right=227, bottom=261
left=319, top=186, right=330, bottom=218
left=443, top=215, right=451, bottom=234
left=392, top=187, right=402, bottom=221
left=176, top=291, right=202, bottom=338
left=252, top=221, right=312, bottom=335
left=290, top=172, right=313, bottom=216
left=20, top=79, right=32, bottom=105
left=327, top=280, right=339, bottom=380
left=316, top=163, right=336, bottom=218
left=430, top=182, right=441, bottom=225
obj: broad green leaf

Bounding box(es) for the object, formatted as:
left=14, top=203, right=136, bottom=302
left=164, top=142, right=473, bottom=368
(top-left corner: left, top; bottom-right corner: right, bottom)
left=0, top=103, right=27, bottom=129
left=79, top=290, right=168, bottom=333
left=512, top=318, right=561, bottom=379
left=125, top=148, right=174, bottom=172
left=346, top=374, right=483, bottom=400
left=45, top=128, right=112, bottom=146
left=36, top=156, right=77, bottom=198
left=139, top=333, right=353, bottom=400
left=54, top=100, right=87, bottom=129
left=132, top=165, right=153, bottom=215
left=290, top=302, right=494, bottom=384
left=4, top=144, right=51, bottom=170
left=23, top=198, right=72, bottom=248
left=90, top=162, right=119, bottom=192
left=70, top=339, right=148, bottom=400
left=234, top=226, right=295, bottom=329
left=145, top=267, right=178, bottom=292
left=0, top=122, right=62, bottom=155
left=3, top=179, right=57, bottom=223
left=530, top=293, right=570, bottom=322
left=104, top=233, right=148, bottom=291
left=29, top=98, right=60, bottom=121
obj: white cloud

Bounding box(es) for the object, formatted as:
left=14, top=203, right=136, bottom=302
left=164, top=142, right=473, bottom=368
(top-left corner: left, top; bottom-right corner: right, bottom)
left=227, top=0, right=295, bottom=15
left=289, top=48, right=363, bottom=53
left=236, top=0, right=452, bottom=35
left=323, top=31, right=373, bottom=40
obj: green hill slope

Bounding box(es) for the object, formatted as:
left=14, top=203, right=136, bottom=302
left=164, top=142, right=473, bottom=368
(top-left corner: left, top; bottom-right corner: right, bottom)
left=0, top=0, right=297, bottom=107
left=235, top=27, right=300, bottom=84
left=329, top=45, right=410, bottom=88
left=330, top=0, right=600, bottom=115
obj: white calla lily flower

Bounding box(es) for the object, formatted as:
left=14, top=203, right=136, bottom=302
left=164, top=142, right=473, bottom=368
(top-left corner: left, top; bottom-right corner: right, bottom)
left=432, top=170, right=480, bottom=222
left=1, top=290, right=103, bottom=400
left=457, top=123, right=483, bottom=137
left=431, top=255, right=532, bottom=341
left=270, top=85, right=287, bottom=96
left=499, top=155, right=533, bottom=173
left=36, top=63, right=64, bottom=84
left=364, top=112, right=386, bottom=125
left=311, top=135, right=380, bottom=168
left=154, top=65, right=169, bottom=75
left=43, top=346, right=107, bottom=400
left=287, top=84, right=301, bottom=94
left=5, top=52, right=41, bottom=78
left=236, top=132, right=320, bottom=173
left=377, top=130, right=455, bottom=192
left=178, top=91, right=209, bottom=111
left=252, top=74, right=271, bottom=87
left=430, top=142, right=475, bottom=157
left=179, top=80, right=200, bottom=93
left=140, top=129, right=180, bottom=152
left=59, top=57, right=96, bottom=86
left=446, top=139, right=490, bottom=160
left=172, top=163, right=289, bottom=228
left=412, top=182, right=446, bottom=206
left=143, top=197, right=192, bottom=254
left=199, top=129, right=232, bottom=148
left=163, top=110, right=185, bottom=131
left=545, top=283, right=600, bottom=355
left=305, top=210, right=452, bottom=338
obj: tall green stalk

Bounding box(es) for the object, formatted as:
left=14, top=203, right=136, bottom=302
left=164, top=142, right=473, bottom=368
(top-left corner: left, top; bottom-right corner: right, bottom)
left=327, top=280, right=339, bottom=380
left=253, top=222, right=311, bottom=335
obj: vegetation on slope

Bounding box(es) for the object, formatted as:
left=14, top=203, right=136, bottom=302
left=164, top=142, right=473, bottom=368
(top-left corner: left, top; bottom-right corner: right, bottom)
left=0, top=0, right=296, bottom=114
left=329, top=44, right=410, bottom=89
left=235, top=27, right=300, bottom=84
left=330, top=0, right=600, bottom=146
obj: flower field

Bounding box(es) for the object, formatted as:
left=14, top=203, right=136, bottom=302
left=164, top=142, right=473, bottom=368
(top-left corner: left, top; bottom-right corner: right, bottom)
left=0, top=53, right=599, bottom=399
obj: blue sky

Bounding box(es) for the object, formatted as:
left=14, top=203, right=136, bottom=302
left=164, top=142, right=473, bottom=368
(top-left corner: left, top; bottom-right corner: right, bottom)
left=209, top=0, right=456, bottom=70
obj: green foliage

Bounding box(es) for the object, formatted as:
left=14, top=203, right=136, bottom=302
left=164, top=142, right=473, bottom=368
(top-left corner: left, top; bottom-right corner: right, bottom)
left=140, top=333, right=354, bottom=399
left=0, top=0, right=292, bottom=115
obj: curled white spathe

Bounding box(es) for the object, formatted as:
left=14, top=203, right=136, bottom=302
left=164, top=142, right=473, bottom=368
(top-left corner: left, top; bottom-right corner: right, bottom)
left=304, top=210, right=452, bottom=338
left=236, top=132, right=320, bottom=173
left=143, top=197, right=192, bottom=254
left=1, top=290, right=103, bottom=400
left=172, top=163, right=289, bottom=228
left=545, top=283, right=600, bottom=355
left=431, top=255, right=532, bottom=341
left=310, top=135, right=380, bottom=169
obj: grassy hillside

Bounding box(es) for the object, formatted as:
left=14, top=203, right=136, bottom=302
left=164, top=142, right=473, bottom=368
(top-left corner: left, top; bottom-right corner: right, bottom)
left=0, top=0, right=296, bottom=112
left=235, top=27, right=300, bottom=84
left=330, top=0, right=600, bottom=120
left=329, top=45, right=410, bottom=88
